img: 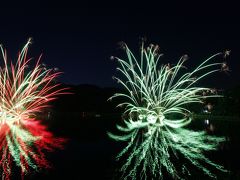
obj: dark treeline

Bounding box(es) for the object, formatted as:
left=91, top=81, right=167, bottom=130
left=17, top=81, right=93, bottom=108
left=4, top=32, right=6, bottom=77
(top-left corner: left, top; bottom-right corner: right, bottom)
left=51, top=83, right=240, bottom=117
left=51, top=84, right=122, bottom=113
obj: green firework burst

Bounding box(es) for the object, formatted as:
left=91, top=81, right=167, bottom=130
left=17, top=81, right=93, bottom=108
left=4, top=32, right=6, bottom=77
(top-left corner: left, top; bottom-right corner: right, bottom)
left=108, top=42, right=228, bottom=179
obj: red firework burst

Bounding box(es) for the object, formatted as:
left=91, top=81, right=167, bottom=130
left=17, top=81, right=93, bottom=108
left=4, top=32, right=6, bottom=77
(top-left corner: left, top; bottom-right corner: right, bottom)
left=0, top=38, right=67, bottom=179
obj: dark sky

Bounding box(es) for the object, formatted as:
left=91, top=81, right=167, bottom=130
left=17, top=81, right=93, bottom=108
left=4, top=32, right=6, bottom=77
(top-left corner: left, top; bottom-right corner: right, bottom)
left=0, top=1, right=239, bottom=89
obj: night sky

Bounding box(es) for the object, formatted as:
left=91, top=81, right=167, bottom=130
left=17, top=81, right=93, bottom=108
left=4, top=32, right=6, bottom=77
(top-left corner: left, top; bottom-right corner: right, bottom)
left=0, top=1, right=239, bottom=88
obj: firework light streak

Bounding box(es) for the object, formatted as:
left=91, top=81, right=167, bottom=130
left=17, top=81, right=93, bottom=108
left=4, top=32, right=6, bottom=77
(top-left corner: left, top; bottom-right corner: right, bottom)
left=0, top=39, right=66, bottom=179
left=108, top=42, right=227, bottom=179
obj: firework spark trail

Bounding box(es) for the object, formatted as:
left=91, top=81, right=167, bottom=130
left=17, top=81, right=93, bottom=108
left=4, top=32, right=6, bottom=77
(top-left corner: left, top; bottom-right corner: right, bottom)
left=108, top=42, right=228, bottom=179
left=0, top=39, right=67, bottom=179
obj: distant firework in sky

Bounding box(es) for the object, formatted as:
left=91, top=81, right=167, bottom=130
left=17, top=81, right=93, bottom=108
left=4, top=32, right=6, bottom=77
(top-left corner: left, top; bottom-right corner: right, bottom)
left=0, top=39, right=66, bottom=179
